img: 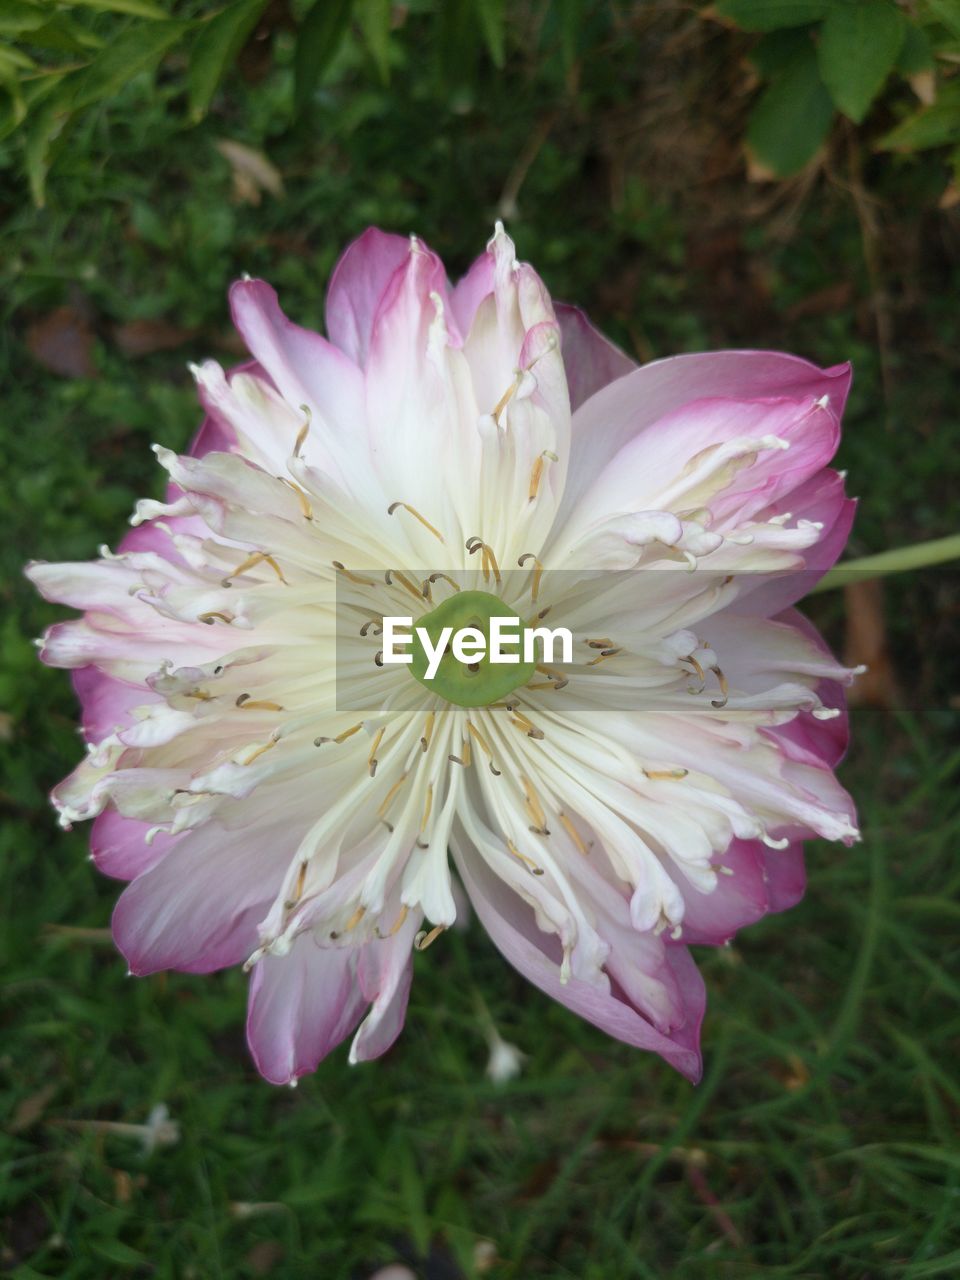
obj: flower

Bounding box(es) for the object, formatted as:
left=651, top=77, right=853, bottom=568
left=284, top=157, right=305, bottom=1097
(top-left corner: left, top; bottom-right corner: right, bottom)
left=27, top=225, right=860, bottom=1085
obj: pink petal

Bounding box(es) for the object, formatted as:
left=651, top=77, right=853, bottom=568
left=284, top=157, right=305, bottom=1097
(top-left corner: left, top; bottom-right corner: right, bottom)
left=91, top=808, right=175, bottom=881
left=456, top=850, right=704, bottom=1081
left=449, top=252, right=494, bottom=338
left=112, top=821, right=294, bottom=975
left=564, top=351, right=851, bottom=517
left=351, top=911, right=420, bottom=1063
left=555, top=303, right=636, bottom=411
left=246, top=931, right=368, bottom=1085
left=324, top=227, right=416, bottom=367
left=71, top=666, right=157, bottom=742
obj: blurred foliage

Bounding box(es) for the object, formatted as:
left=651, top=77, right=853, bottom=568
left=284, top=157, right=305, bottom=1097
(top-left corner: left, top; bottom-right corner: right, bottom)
left=10, top=1, right=960, bottom=202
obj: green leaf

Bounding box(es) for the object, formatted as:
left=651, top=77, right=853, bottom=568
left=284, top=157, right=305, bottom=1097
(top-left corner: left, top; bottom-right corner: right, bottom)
left=877, top=82, right=960, bottom=150
left=23, top=93, right=68, bottom=207
left=63, top=0, right=169, bottom=17
left=715, top=0, right=829, bottom=32
left=473, top=0, right=505, bottom=67
left=0, top=2, right=46, bottom=36
left=746, top=39, right=834, bottom=175
left=818, top=1, right=905, bottom=124
left=294, top=0, right=353, bottom=115
left=555, top=0, right=585, bottom=73
left=69, top=18, right=189, bottom=112
left=750, top=27, right=813, bottom=75
left=923, top=0, right=960, bottom=39
left=0, top=43, right=36, bottom=76
left=896, top=22, right=935, bottom=74
left=19, top=16, right=105, bottom=54
left=355, top=0, right=391, bottom=83
left=187, top=0, right=269, bottom=122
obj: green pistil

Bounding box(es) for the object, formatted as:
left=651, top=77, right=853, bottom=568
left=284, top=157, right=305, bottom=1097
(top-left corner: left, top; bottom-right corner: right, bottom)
left=410, top=590, right=536, bottom=708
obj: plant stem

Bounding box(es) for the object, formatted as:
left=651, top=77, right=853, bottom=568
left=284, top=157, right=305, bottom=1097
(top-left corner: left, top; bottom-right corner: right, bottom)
left=810, top=534, right=960, bottom=594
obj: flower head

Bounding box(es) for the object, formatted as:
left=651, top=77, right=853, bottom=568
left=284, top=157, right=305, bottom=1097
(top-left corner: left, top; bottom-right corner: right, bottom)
left=28, top=225, right=859, bottom=1084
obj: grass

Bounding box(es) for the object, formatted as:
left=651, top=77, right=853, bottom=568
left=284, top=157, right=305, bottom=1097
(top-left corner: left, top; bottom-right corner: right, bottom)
left=2, top=8, right=960, bottom=1277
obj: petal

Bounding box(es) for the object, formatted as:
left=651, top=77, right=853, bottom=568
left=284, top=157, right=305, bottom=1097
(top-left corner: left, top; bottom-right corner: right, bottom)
left=91, top=808, right=175, bottom=881
left=562, top=351, right=851, bottom=520
left=246, top=931, right=368, bottom=1085
left=555, top=303, right=636, bottom=411
left=112, top=821, right=294, bottom=975
left=350, top=908, right=421, bottom=1063
left=455, top=846, right=704, bottom=1081
left=71, top=666, right=157, bottom=742
left=324, top=227, right=416, bottom=367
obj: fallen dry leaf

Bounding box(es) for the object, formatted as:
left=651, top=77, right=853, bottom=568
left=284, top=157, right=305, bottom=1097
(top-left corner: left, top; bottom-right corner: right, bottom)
left=843, top=578, right=900, bottom=709
left=215, top=138, right=285, bottom=206
left=113, top=318, right=198, bottom=358
left=10, top=1083, right=59, bottom=1134
left=25, top=305, right=96, bottom=378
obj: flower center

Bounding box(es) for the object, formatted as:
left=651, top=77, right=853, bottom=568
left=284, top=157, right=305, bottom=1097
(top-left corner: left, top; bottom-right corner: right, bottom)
left=409, top=590, right=536, bottom=707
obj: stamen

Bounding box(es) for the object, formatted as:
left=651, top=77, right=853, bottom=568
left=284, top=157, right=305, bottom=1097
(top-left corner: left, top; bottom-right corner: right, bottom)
left=345, top=905, right=366, bottom=932
left=521, top=775, right=548, bottom=834
left=467, top=722, right=501, bottom=775
left=587, top=648, right=621, bottom=667
left=586, top=638, right=614, bottom=649
left=642, top=768, right=689, bottom=780
left=506, top=839, right=545, bottom=876
left=414, top=924, right=446, bottom=951
left=198, top=611, right=234, bottom=625
left=314, top=723, right=364, bottom=747
left=684, top=654, right=707, bottom=692
left=333, top=561, right=377, bottom=587
left=360, top=618, right=383, bottom=637
left=466, top=538, right=502, bottom=585
left=710, top=666, right=730, bottom=710
left=427, top=572, right=461, bottom=593
left=535, top=663, right=567, bottom=690
left=517, top=552, right=544, bottom=600
left=448, top=736, right=473, bottom=768
left=277, top=475, right=313, bottom=520
left=222, top=551, right=287, bottom=588
left=377, top=773, right=409, bottom=818
left=293, top=406, right=311, bottom=458
left=528, top=450, right=558, bottom=503
left=240, top=733, right=281, bottom=765
left=368, top=727, right=385, bottom=777
left=236, top=696, right=284, bottom=711
left=420, top=784, right=433, bottom=832
left=510, top=710, right=544, bottom=740
left=559, top=811, right=588, bottom=855
left=385, top=568, right=426, bottom=601
left=284, top=861, right=308, bottom=910
left=380, top=905, right=409, bottom=937
left=387, top=501, right=446, bottom=545
left=421, top=711, right=435, bottom=753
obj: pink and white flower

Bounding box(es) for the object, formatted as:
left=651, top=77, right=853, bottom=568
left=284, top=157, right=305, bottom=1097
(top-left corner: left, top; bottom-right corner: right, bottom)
left=28, top=225, right=859, bottom=1085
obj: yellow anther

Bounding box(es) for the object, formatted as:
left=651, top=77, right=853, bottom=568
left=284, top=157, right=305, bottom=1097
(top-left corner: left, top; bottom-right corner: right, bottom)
left=345, top=905, right=366, bottom=932
left=385, top=568, right=426, bottom=601
left=587, top=648, right=621, bottom=667
left=377, top=773, right=409, bottom=818
left=535, top=663, right=567, bottom=690
left=711, top=667, right=730, bottom=709
left=559, top=811, right=588, bottom=855
left=333, top=561, right=378, bottom=587
left=421, top=711, right=435, bottom=753
left=293, top=407, right=311, bottom=457
left=277, top=475, right=313, bottom=520
left=284, top=861, right=308, bottom=910
left=387, top=501, right=446, bottom=545
left=510, top=711, right=544, bottom=740
left=521, top=775, right=547, bottom=833
left=414, top=924, right=446, bottom=951
left=467, top=722, right=501, bottom=775
left=198, top=611, right=234, bottom=625
left=427, top=571, right=461, bottom=593
left=466, top=538, right=502, bottom=585
left=386, top=905, right=409, bottom=936
left=420, top=784, right=433, bottom=833
left=222, top=551, right=287, bottom=587
left=236, top=697, right=284, bottom=712
left=506, top=839, right=545, bottom=876
left=240, top=734, right=281, bottom=765
left=684, top=654, right=707, bottom=691
left=368, top=727, right=385, bottom=777
left=643, top=768, right=689, bottom=781
left=527, top=450, right=557, bottom=503
left=517, top=552, right=543, bottom=600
